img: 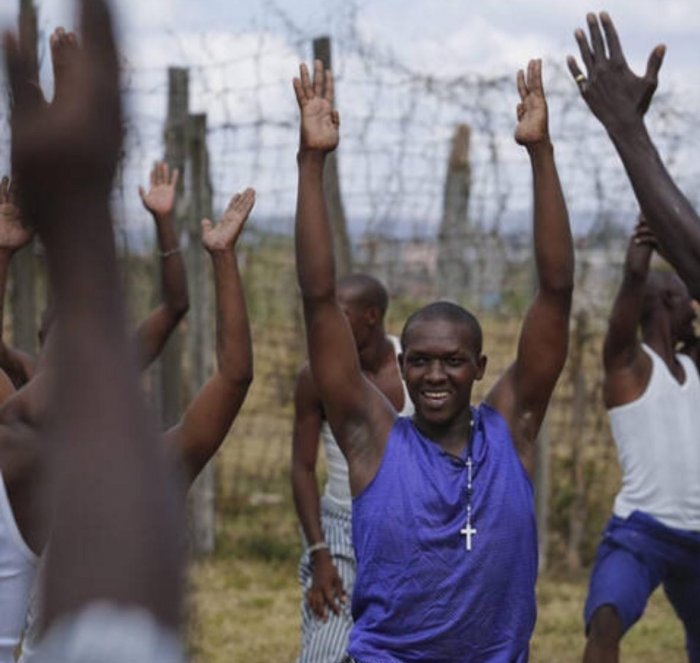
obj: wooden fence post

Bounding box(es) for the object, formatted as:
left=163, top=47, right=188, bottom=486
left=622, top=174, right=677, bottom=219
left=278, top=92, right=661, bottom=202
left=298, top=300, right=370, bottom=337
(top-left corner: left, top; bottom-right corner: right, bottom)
left=186, top=114, right=216, bottom=555
left=437, top=124, right=471, bottom=300
left=157, top=67, right=189, bottom=426
left=12, top=0, right=39, bottom=355
left=313, top=37, right=353, bottom=277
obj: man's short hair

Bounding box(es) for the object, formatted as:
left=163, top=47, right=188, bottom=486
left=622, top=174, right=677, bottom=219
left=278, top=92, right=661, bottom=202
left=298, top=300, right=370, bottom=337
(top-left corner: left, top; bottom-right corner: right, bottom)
left=337, top=273, right=389, bottom=317
left=401, top=301, right=483, bottom=355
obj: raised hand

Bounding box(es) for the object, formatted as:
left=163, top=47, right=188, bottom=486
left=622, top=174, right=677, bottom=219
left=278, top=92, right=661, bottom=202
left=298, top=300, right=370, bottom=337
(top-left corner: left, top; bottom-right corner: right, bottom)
left=567, top=12, right=665, bottom=133
left=201, top=188, right=255, bottom=253
left=139, top=161, right=179, bottom=219
left=625, top=218, right=657, bottom=276
left=50, top=27, right=80, bottom=108
left=4, top=0, right=122, bottom=214
left=514, top=59, right=549, bottom=147
left=0, top=177, right=32, bottom=252
left=293, top=60, right=339, bottom=153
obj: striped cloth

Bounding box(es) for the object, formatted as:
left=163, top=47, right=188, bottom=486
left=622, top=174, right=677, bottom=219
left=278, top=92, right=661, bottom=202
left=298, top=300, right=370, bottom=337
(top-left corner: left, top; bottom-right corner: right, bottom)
left=297, top=497, right=355, bottom=663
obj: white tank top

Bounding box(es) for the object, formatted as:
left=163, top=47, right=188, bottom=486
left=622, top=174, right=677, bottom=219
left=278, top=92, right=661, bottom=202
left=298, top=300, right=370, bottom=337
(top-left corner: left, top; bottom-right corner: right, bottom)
left=0, top=472, right=39, bottom=663
left=610, top=344, right=700, bottom=530
left=322, top=336, right=413, bottom=510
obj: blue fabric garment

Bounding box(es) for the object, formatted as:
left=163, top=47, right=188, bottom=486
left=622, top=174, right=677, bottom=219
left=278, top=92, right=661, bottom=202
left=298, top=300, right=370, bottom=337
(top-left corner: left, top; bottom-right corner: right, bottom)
left=348, top=403, right=537, bottom=663
left=584, top=511, right=700, bottom=662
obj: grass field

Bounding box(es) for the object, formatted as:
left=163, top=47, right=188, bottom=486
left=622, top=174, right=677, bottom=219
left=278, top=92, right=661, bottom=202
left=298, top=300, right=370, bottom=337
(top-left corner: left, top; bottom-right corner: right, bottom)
left=186, top=495, right=687, bottom=663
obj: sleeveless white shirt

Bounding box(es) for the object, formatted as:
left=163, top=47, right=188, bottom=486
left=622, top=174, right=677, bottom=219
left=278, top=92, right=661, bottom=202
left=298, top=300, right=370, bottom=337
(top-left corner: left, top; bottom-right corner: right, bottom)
left=610, top=344, right=700, bottom=530
left=0, top=471, right=39, bottom=663
left=322, top=336, right=413, bottom=511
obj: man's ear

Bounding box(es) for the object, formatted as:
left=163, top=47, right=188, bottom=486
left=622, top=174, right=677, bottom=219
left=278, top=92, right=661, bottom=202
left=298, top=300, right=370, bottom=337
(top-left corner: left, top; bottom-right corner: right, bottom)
left=475, top=354, right=487, bottom=381
left=364, top=306, right=380, bottom=326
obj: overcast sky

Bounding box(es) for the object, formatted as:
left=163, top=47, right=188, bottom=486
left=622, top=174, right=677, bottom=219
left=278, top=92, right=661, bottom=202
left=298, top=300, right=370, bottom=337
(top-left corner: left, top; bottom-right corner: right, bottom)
left=1, top=0, right=697, bottom=80
left=0, top=1, right=698, bottom=239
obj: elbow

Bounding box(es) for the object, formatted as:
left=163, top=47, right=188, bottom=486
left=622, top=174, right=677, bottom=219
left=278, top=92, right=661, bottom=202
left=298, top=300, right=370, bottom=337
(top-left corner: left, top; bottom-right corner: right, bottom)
left=170, top=294, right=190, bottom=320
left=541, top=275, right=574, bottom=300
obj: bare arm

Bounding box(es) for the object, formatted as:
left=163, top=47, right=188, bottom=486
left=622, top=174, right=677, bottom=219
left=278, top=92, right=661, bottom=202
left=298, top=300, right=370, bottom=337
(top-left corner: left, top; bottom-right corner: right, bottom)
left=602, top=223, right=655, bottom=407
left=293, top=62, right=393, bottom=495
left=487, top=60, right=574, bottom=476
left=0, top=177, right=36, bottom=388
left=568, top=12, right=700, bottom=299
left=5, top=0, right=182, bottom=629
left=133, top=161, right=189, bottom=369
left=291, top=364, right=346, bottom=619
left=164, top=190, right=254, bottom=485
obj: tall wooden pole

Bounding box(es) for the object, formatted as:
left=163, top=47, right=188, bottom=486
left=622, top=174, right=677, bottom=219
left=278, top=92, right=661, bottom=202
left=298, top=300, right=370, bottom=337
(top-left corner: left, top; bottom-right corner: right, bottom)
left=186, top=114, right=216, bottom=555
left=437, top=124, right=472, bottom=300
left=158, top=68, right=189, bottom=426
left=12, top=0, right=38, bottom=354
left=313, top=37, right=352, bottom=277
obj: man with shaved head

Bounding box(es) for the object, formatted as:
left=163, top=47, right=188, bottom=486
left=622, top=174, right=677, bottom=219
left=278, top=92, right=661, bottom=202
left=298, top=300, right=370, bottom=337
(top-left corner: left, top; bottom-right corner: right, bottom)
left=583, top=220, right=700, bottom=663
left=292, top=273, right=412, bottom=663
left=293, top=56, right=573, bottom=661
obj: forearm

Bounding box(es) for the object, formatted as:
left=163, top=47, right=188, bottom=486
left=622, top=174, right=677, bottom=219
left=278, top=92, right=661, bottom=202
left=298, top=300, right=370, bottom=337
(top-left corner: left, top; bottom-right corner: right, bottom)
left=529, top=142, right=574, bottom=294
left=37, top=197, right=182, bottom=627
left=610, top=124, right=700, bottom=296
left=295, top=151, right=335, bottom=303
left=154, top=212, right=189, bottom=313
left=0, top=250, right=16, bottom=362
left=210, top=249, right=252, bottom=386
left=291, top=464, right=325, bottom=546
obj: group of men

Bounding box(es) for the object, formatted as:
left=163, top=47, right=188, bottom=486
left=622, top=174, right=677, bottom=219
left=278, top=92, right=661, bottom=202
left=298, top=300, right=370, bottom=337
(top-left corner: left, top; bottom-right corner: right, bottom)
left=0, top=2, right=697, bottom=662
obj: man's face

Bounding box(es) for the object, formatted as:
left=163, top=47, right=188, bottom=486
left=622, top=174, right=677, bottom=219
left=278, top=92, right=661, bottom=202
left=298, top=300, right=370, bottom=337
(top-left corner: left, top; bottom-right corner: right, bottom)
left=401, top=317, right=486, bottom=426
left=667, top=278, right=696, bottom=344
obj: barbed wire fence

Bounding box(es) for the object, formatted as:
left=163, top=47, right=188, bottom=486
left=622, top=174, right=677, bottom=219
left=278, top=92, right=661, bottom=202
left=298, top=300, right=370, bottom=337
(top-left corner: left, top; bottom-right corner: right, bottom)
left=2, top=0, right=699, bottom=569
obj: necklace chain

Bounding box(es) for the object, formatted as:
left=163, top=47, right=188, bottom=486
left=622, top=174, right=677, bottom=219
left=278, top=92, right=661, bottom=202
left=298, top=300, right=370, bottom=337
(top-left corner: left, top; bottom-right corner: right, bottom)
left=460, top=416, right=477, bottom=551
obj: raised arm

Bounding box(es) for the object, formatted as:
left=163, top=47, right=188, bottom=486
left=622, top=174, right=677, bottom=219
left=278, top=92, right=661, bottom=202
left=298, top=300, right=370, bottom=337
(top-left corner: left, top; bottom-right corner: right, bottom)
left=5, top=0, right=182, bottom=631
left=293, top=61, right=393, bottom=494
left=0, top=176, right=36, bottom=388
left=163, top=190, right=254, bottom=485
left=291, top=364, right=346, bottom=619
left=602, top=221, right=655, bottom=407
left=487, top=60, right=574, bottom=476
left=568, top=12, right=700, bottom=298
left=134, top=161, right=189, bottom=369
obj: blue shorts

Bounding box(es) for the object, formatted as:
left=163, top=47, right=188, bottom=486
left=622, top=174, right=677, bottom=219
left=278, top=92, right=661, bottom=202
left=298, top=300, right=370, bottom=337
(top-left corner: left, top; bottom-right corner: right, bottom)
left=584, top=511, right=700, bottom=662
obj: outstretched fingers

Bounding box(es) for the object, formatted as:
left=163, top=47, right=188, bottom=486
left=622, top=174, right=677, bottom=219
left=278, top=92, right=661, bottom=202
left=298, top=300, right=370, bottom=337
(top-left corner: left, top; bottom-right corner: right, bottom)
left=299, top=62, right=313, bottom=100
left=586, top=13, right=606, bottom=60
left=527, top=59, right=543, bottom=96
left=516, top=69, right=527, bottom=101
left=574, top=28, right=594, bottom=74
left=600, top=12, right=624, bottom=63
left=312, top=59, right=323, bottom=98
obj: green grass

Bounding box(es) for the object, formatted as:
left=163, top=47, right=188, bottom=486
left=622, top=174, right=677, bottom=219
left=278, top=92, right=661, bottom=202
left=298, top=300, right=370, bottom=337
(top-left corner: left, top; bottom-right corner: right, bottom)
left=188, top=498, right=687, bottom=663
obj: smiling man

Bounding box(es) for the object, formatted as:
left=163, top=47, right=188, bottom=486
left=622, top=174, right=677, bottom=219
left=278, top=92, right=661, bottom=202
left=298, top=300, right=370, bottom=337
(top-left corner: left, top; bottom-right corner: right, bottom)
left=293, top=58, right=573, bottom=662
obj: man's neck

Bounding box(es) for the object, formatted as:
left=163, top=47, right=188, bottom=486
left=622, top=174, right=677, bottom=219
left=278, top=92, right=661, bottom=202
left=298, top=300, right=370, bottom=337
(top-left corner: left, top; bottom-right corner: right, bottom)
left=642, top=318, right=681, bottom=373
left=358, top=330, right=394, bottom=375
left=413, top=408, right=473, bottom=458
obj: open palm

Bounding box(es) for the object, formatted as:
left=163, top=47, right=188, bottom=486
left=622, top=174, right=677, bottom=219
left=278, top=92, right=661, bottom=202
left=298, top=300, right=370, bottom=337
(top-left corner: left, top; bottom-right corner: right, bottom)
left=514, top=59, right=549, bottom=147
left=202, top=188, right=255, bottom=253
left=0, top=177, right=32, bottom=251
left=139, top=161, right=178, bottom=218
left=293, top=61, right=339, bottom=152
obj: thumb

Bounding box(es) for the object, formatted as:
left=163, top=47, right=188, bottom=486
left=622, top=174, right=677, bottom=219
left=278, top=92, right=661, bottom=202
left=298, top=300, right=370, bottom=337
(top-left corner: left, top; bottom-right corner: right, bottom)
left=201, top=218, right=213, bottom=235
left=645, top=44, right=665, bottom=82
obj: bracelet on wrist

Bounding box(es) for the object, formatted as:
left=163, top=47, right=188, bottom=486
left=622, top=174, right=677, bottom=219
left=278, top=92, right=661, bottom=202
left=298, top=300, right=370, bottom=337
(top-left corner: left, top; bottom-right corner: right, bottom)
left=307, top=541, right=329, bottom=556
left=159, top=247, right=181, bottom=258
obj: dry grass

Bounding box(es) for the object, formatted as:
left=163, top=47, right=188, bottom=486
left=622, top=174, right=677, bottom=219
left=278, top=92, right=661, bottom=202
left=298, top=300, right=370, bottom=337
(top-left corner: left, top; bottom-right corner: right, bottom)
left=187, top=497, right=687, bottom=663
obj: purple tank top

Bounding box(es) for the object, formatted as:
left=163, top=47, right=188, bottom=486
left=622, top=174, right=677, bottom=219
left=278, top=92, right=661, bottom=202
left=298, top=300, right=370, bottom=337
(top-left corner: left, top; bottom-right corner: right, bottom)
left=348, top=403, right=537, bottom=662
